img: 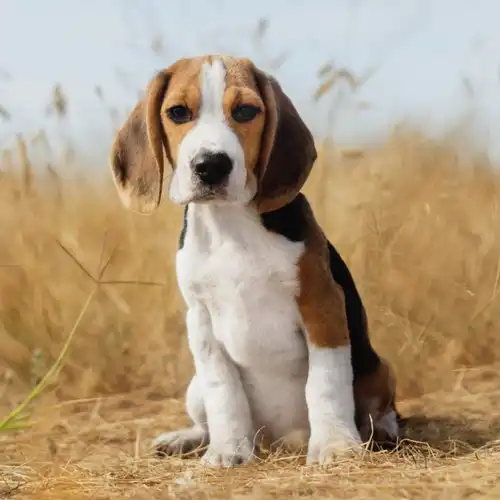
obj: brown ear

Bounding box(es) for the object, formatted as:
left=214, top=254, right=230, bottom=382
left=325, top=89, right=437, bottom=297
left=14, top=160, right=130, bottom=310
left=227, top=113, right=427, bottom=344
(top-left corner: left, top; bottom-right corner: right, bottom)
left=252, top=67, right=317, bottom=213
left=109, top=69, right=172, bottom=214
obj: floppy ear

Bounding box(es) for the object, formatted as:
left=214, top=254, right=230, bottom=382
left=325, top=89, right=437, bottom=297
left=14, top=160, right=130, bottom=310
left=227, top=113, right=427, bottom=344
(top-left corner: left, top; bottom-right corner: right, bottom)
left=109, top=69, right=172, bottom=214
left=252, top=67, right=317, bottom=213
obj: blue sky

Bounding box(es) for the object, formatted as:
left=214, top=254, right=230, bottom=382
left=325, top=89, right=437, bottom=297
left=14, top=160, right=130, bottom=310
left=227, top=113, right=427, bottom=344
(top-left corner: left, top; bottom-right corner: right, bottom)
left=2, top=0, right=500, bottom=163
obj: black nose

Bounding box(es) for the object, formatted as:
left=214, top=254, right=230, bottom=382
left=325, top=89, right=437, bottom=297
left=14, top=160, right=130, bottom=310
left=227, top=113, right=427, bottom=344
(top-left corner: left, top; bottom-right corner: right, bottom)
left=193, top=152, right=233, bottom=186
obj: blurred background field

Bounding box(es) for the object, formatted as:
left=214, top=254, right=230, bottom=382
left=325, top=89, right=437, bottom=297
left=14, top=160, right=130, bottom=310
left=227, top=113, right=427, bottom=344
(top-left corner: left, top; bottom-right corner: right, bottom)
left=2, top=128, right=500, bottom=404
left=2, top=2, right=500, bottom=498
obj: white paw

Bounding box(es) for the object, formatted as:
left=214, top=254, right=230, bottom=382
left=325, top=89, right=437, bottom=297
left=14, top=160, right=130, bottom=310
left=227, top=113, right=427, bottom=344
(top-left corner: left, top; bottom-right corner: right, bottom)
left=306, top=430, right=363, bottom=465
left=201, top=441, right=255, bottom=468
left=153, top=426, right=208, bottom=457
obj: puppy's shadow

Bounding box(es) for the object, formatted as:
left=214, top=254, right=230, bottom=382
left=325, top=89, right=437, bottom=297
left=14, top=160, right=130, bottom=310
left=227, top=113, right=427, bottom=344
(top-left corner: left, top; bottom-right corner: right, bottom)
left=398, top=413, right=500, bottom=456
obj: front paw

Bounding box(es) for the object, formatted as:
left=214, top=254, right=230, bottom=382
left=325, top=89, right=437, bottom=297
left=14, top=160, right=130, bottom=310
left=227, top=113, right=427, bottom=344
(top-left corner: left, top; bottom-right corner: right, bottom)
left=201, top=440, right=255, bottom=468
left=306, top=430, right=363, bottom=465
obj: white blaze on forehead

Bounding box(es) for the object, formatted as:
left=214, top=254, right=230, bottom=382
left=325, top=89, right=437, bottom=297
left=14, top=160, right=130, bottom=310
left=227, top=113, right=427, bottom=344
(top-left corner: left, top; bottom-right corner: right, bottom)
left=199, top=59, right=226, bottom=119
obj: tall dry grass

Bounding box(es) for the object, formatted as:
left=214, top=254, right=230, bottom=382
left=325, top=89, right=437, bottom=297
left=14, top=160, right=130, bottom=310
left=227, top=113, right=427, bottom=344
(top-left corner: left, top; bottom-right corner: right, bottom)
left=1, top=126, right=500, bottom=411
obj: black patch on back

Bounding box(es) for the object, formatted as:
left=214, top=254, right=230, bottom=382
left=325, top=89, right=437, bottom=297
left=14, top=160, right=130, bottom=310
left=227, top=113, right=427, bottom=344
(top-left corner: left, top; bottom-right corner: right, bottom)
left=178, top=204, right=189, bottom=250
left=260, top=193, right=381, bottom=381
left=260, top=193, right=309, bottom=242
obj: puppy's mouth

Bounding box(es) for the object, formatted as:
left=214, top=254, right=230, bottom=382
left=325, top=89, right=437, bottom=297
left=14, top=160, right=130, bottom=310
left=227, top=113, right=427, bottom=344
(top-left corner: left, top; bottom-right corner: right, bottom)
left=189, top=190, right=226, bottom=204
left=170, top=187, right=228, bottom=205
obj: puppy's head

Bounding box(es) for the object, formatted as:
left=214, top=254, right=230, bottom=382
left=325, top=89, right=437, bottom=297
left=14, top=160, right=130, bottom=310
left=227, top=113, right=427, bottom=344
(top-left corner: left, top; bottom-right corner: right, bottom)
left=110, top=55, right=317, bottom=214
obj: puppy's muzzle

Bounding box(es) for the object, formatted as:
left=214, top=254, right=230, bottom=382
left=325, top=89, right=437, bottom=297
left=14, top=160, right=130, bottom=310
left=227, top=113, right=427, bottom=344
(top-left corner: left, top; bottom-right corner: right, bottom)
left=192, top=152, right=233, bottom=187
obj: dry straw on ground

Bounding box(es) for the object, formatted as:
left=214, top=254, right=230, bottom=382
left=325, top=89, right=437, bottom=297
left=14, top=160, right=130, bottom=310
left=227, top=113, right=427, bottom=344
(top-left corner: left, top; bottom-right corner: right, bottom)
left=2, top=124, right=500, bottom=498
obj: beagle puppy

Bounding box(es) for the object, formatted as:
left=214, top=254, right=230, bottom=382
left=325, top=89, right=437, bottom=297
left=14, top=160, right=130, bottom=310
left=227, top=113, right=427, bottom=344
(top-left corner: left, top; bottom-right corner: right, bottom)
left=109, top=55, right=400, bottom=467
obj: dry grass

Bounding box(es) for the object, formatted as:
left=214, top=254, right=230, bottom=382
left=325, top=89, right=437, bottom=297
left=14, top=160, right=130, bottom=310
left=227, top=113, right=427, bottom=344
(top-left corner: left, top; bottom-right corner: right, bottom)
left=2, top=127, right=500, bottom=498
left=2, top=369, right=500, bottom=499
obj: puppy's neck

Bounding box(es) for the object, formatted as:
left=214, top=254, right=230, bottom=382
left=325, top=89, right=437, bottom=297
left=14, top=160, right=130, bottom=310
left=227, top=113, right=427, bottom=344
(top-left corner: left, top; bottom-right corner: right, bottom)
left=186, top=201, right=262, bottom=249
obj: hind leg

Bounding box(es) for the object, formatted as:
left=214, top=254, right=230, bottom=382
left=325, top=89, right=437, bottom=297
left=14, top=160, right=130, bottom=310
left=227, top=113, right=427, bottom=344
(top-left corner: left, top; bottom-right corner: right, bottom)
left=358, top=401, right=400, bottom=450
left=153, top=375, right=209, bottom=457
left=354, top=359, right=400, bottom=449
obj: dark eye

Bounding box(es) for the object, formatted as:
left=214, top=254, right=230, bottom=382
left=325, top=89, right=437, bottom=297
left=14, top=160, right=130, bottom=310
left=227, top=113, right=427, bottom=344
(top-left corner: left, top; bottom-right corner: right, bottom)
left=167, top=105, right=192, bottom=124
left=231, top=104, right=261, bottom=123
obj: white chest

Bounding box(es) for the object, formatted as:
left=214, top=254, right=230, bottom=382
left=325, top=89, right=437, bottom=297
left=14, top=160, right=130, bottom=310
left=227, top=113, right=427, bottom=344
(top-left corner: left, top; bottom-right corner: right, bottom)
left=176, top=204, right=306, bottom=368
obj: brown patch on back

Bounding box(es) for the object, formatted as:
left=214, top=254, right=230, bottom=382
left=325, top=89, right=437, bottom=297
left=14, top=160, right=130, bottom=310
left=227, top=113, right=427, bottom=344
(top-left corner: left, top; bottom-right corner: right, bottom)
left=296, top=200, right=350, bottom=348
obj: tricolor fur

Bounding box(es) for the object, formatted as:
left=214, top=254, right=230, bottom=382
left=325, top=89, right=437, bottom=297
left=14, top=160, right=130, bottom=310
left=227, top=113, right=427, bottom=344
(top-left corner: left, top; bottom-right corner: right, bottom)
left=109, top=55, right=400, bottom=467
